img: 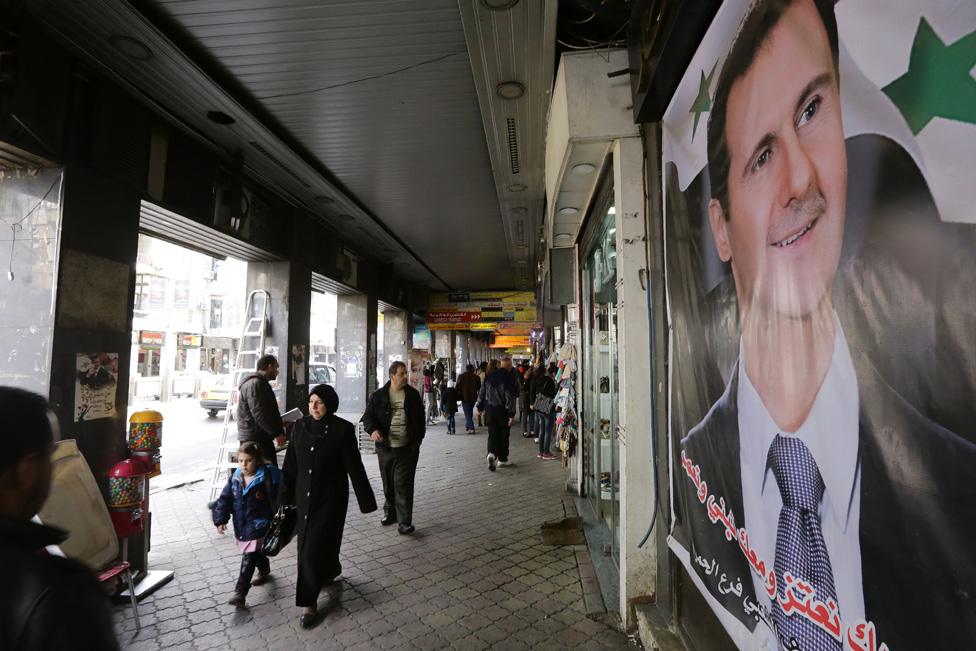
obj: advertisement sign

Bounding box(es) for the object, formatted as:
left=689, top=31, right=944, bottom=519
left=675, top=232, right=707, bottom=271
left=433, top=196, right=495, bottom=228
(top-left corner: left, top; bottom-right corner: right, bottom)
left=428, top=291, right=538, bottom=332
left=140, top=330, right=165, bottom=347
left=74, top=352, right=118, bottom=422
left=661, top=2, right=976, bottom=650
left=179, top=334, right=201, bottom=348
left=490, top=335, right=530, bottom=349
left=426, top=310, right=482, bottom=324
left=412, top=325, right=431, bottom=350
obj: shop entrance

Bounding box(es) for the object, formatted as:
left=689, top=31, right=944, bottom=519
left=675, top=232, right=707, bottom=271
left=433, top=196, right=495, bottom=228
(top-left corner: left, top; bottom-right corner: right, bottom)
left=581, top=189, right=621, bottom=563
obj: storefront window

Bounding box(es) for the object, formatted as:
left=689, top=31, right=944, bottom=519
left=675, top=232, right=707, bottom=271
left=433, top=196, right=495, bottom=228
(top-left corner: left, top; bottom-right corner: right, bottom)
left=0, top=167, right=64, bottom=395
left=581, top=189, right=620, bottom=562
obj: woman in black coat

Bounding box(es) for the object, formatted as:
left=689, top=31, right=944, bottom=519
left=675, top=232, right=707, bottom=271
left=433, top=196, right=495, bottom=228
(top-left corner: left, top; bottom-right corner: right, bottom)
left=282, top=384, right=377, bottom=628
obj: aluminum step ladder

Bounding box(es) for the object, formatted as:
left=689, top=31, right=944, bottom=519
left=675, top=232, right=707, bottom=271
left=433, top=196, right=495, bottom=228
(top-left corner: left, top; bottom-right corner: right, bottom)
left=208, top=290, right=270, bottom=503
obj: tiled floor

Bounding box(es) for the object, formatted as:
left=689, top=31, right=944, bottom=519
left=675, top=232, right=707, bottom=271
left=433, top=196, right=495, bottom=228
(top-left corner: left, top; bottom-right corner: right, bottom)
left=114, top=419, right=638, bottom=650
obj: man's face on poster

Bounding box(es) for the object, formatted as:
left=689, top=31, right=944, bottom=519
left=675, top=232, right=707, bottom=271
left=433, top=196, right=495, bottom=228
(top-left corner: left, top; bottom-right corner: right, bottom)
left=709, top=0, right=847, bottom=321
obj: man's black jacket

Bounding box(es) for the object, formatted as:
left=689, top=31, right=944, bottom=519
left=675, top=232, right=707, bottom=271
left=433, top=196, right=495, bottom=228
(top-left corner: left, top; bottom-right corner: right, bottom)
left=0, top=516, right=119, bottom=650
left=361, top=381, right=426, bottom=450
left=236, top=372, right=283, bottom=442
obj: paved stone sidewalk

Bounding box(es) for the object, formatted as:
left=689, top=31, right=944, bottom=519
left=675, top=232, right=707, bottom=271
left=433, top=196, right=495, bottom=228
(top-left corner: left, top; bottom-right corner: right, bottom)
left=113, top=419, right=638, bottom=650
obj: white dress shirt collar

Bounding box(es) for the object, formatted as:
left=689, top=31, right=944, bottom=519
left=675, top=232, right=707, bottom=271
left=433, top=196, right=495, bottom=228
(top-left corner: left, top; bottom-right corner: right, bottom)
left=737, top=311, right=860, bottom=531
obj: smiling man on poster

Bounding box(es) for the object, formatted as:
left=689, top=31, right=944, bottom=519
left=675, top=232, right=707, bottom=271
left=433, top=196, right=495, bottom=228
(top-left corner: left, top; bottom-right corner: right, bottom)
left=675, top=0, right=976, bottom=649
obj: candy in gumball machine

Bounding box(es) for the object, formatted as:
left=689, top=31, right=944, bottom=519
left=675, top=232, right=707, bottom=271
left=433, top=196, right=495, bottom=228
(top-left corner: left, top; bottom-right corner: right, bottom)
left=120, top=410, right=173, bottom=599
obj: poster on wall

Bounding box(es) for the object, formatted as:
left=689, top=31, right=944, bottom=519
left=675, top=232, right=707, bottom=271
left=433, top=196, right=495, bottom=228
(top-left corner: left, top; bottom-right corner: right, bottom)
left=74, top=353, right=119, bottom=422
left=291, top=344, right=306, bottom=385
left=661, top=1, right=976, bottom=650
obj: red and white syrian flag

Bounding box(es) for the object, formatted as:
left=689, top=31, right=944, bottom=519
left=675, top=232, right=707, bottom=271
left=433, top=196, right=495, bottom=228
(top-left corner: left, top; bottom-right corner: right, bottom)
left=662, top=0, right=976, bottom=225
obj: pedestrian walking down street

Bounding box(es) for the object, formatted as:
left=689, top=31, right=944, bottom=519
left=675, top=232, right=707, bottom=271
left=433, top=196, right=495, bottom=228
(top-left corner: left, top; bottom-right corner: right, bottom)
left=423, top=368, right=438, bottom=425
left=440, top=379, right=459, bottom=434
left=236, top=354, right=286, bottom=467
left=363, top=361, right=426, bottom=535
left=0, top=388, right=120, bottom=651
left=519, top=366, right=533, bottom=438
left=528, top=364, right=545, bottom=443
left=282, top=384, right=377, bottom=628
left=212, top=441, right=282, bottom=607
left=476, top=362, right=488, bottom=428
left=535, top=364, right=559, bottom=460
left=477, top=358, right=518, bottom=471
left=456, top=364, right=481, bottom=433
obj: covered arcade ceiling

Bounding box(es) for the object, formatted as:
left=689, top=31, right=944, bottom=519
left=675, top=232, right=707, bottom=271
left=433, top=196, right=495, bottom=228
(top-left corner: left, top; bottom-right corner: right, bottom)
left=29, top=0, right=558, bottom=292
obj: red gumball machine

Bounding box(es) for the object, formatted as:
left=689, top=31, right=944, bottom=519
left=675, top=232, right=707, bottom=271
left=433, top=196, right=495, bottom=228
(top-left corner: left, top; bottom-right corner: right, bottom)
left=115, top=410, right=173, bottom=599
left=108, top=459, right=146, bottom=538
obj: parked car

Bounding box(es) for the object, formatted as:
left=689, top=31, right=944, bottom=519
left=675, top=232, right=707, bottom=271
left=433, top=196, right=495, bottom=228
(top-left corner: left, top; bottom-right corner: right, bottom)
left=200, top=375, right=233, bottom=418
left=308, top=363, right=336, bottom=387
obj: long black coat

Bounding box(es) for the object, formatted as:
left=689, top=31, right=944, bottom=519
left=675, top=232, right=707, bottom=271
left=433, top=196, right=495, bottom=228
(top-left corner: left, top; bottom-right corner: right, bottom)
left=282, top=414, right=376, bottom=605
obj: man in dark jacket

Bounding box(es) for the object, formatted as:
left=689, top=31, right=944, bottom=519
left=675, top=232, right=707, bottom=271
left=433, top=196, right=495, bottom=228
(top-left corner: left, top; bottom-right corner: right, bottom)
left=237, top=354, right=285, bottom=467
left=0, top=387, right=119, bottom=651
left=456, top=364, right=481, bottom=433
left=362, top=361, right=425, bottom=534
left=478, top=358, right=519, bottom=471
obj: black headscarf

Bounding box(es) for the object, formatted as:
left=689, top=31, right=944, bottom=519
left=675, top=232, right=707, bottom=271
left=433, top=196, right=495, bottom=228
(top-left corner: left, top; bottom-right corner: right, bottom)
left=309, top=384, right=339, bottom=415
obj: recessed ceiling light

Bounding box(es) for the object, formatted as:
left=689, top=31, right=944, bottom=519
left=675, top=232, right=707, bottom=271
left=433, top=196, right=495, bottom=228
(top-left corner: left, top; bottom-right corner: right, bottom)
left=508, top=183, right=527, bottom=192
left=496, top=81, right=525, bottom=100
left=558, top=207, right=579, bottom=215
left=480, top=0, right=519, bottom=9
left=555, top=233, right=573, bottom=242
left=511, top=206, right=528, bottom=215
left=572, top=163, right=596, bottom=175
left=337, top=214, right=354, bottom=221
left=207, top=110, right=235, bottom=126
left=108, top=34, right=153, bottom=61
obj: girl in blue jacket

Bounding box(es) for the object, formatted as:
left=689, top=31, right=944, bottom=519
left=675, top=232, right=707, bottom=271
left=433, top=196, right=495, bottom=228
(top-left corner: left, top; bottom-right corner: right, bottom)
left=212, top=441, right=282, bottom=606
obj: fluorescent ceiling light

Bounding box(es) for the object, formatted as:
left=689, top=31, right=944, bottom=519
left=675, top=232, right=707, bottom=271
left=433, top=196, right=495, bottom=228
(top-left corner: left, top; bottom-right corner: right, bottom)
left=558, top=207, right=578, bottom=215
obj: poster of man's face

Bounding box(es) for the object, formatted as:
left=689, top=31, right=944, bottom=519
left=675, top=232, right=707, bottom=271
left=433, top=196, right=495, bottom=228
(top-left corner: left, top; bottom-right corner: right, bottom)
left=662, top=1, right=976, bottom=649
left=75, top=352, right=119, bottom=422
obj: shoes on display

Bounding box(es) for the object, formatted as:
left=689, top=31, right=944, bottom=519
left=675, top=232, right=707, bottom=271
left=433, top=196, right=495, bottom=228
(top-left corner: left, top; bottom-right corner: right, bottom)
left=487, top=453, right=497, bottom=471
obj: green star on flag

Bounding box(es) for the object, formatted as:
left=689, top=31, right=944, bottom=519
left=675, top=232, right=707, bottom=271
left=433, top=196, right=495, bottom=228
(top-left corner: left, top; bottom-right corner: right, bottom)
left=882, top=19, right=976, bottom=135
left=690, top=62, right=717, bottom=141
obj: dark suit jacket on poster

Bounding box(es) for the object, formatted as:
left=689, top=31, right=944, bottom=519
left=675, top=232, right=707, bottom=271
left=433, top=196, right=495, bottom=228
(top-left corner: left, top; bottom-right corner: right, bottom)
left=676, top=349, right=976, bottom=650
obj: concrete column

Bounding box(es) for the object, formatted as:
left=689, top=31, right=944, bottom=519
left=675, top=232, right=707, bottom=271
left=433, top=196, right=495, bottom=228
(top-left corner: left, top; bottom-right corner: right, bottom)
left=335, top=294, right=368, bottom=421
left=48, top=166, right=141, bottom=567
left=245, top=261, right=294, bottom=411
left=366, top=297, right=378, bottom=396
left=285, top=262, right=311, bottom=413
left=612, top=136, right=655, bottom=625
left=382, top=309, right=410, bottom=381
left=457, top=334, right=469, bottom=375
